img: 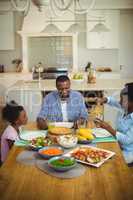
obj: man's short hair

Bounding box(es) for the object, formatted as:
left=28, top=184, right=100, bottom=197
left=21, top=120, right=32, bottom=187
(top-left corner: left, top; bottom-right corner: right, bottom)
left=56, top=75, right=70, bottom=85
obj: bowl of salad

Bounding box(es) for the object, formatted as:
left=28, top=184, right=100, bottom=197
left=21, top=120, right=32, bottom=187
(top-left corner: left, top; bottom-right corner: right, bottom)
left=48, top=156, right=77, bottom=172
left=28, top=137, right=53, bottom=150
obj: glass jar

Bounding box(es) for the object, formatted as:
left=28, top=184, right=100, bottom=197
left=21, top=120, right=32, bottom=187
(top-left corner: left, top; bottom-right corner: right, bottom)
left=87, top=68, right=96, bottom=84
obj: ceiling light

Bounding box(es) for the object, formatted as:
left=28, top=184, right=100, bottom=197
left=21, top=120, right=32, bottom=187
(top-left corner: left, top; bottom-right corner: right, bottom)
left=90, top=22, right=110, bottom=33
left=66, top=23, right=83, bottom=33
left=41, top=23, right=61, bottom=33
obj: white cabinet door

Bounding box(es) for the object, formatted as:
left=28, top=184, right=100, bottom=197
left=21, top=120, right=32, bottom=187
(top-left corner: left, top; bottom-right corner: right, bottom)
left=87, top=10, right=120, bottom=49
left=0, top=11, right=14, bottom=50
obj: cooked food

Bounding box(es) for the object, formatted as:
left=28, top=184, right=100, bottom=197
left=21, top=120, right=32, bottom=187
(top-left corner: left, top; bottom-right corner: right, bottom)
left=77, top=128, right=94, bottom=140
left=71, top=147, right=109, bottom=164
left=50, top=157, right=76, bottom=168
left=49, top=127, right=72, bottom=135
left=40, top=148, right=63, bottom=156
left=30, top=137, right=53, bottom=147
left=96, top=67, right=112, bottom=72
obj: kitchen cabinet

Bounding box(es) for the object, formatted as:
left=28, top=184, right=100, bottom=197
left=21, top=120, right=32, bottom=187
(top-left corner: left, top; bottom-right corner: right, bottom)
left=87, top=10, right=120, bottom=49
left=0, top=11, right=14, bottom=50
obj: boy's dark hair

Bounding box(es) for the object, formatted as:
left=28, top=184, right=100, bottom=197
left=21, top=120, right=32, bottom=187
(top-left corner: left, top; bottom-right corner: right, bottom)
left=2, top=101, right=24, bottom=123
left=121, top=82, right=133, bottom=102
left=56, top=75, right=70, bottom=86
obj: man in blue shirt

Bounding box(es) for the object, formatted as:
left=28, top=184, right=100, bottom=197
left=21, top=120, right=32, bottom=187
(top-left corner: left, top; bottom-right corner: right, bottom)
left=37, top=75, right=88, bottom=129
left=96, top=82, right=133, bottom=164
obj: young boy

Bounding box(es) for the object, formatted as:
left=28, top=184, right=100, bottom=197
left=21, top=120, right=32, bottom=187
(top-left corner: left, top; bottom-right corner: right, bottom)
left=96, top=82, right=133, bottom=164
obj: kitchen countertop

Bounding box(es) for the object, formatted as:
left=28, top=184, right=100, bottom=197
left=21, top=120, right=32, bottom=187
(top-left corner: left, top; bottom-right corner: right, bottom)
left=0, top=72, right=132, bottom=91
left=10, top=78, right=133, bottom=91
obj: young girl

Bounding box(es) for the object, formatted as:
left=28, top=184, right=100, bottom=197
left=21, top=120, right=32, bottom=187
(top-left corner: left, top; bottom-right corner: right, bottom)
left=0, top=101, right=28, bottom=163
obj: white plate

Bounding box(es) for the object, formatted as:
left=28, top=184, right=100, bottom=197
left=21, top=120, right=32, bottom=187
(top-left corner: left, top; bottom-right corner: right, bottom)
left=92, top=128, right=112, bottom=138
left=64, top=145, right=115, bottom=168
left=49, top=122, right=73, bottom=128
left=20, top=130, right=47, bottom=141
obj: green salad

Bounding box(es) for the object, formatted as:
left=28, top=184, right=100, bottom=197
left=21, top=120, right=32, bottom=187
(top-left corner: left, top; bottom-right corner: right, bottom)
left=31, top=137, right=53, bottom=147
left=50, top=158, right=75, bottom=168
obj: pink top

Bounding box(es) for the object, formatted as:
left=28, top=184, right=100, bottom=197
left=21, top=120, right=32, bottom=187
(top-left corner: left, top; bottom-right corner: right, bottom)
left=1, top=125, right=19, bottom=162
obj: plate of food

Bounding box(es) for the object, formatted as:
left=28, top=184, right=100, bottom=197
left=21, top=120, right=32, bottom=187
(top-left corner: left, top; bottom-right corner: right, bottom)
left=48, top=156, right=77, bottom=172
left=49, top=127, right=72, bottom=135
left=92, top=128, right=112, bottom=138
left=48, top=122, right=73, bottom=129
left=20, top=130, right=47, bottom=141
left=28, top=136, right=54, bottom=150
left=38, top=146, right=64, bottom=159
left=64, top=146, right=115, bottom=167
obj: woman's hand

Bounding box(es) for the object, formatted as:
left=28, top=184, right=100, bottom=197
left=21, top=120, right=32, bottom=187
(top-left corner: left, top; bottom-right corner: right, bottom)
left=94, top=118, right=116, bottom=136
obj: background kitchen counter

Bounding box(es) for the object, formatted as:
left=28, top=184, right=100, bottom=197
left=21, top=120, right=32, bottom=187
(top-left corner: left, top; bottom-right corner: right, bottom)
left=10, top=78, right=133, bottom=91
left=0, top=72, right=132, bottom=122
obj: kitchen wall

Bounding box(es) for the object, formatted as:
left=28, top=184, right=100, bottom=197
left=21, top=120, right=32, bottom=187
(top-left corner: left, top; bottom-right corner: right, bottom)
left=119, top=10, right=133, bottom=78
left=0, top=2, right=133, bottom=74
left=77, top=14, right=119, bottom=71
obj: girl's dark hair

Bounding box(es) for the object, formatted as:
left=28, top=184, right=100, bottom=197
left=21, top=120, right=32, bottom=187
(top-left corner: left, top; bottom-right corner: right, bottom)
left=2, top=101, right=24, bottom=123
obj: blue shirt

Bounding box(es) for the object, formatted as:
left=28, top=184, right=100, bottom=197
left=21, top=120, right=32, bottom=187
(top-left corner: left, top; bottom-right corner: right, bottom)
left=37, top=90, right=88, bottom=122
left=108, top=97, right=133, bottom=152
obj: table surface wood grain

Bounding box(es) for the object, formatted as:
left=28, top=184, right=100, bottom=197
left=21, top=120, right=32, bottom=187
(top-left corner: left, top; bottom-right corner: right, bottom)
left=0, top=122, right=133, bottom=200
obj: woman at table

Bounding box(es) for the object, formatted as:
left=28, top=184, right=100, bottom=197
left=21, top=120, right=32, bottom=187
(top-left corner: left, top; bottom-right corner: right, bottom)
left=96, top=82, right=133, bottom=165
left=0, top=101, right=28, bottom=163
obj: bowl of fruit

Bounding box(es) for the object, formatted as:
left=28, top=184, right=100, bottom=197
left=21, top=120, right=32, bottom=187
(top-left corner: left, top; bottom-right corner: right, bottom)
left=72, top=73, right=84, bottom=82
left=77, top=128, right=94, bottom=144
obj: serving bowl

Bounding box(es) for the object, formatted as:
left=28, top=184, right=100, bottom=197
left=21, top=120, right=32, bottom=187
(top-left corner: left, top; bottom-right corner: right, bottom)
left=38, top=146, right=64, bottom=159
left=57, top=135, right=78, bottom=148
left=48, top=156, right=77, bottom=172
left=28, top=137, right=54, bottom=151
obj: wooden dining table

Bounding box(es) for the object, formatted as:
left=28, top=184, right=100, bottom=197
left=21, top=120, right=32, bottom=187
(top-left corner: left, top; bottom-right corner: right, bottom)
left=0, top=122, right=133, bottom=200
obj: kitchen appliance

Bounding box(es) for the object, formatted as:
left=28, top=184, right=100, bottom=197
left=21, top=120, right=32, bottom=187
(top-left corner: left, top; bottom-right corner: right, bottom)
left=33, top=67, right=68, bottom=79
left=0, top=65, right=4, bottom=73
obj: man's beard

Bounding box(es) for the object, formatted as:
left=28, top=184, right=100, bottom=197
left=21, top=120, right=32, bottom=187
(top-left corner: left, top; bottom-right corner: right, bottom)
left=59, top=91, right=70, bottom=100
